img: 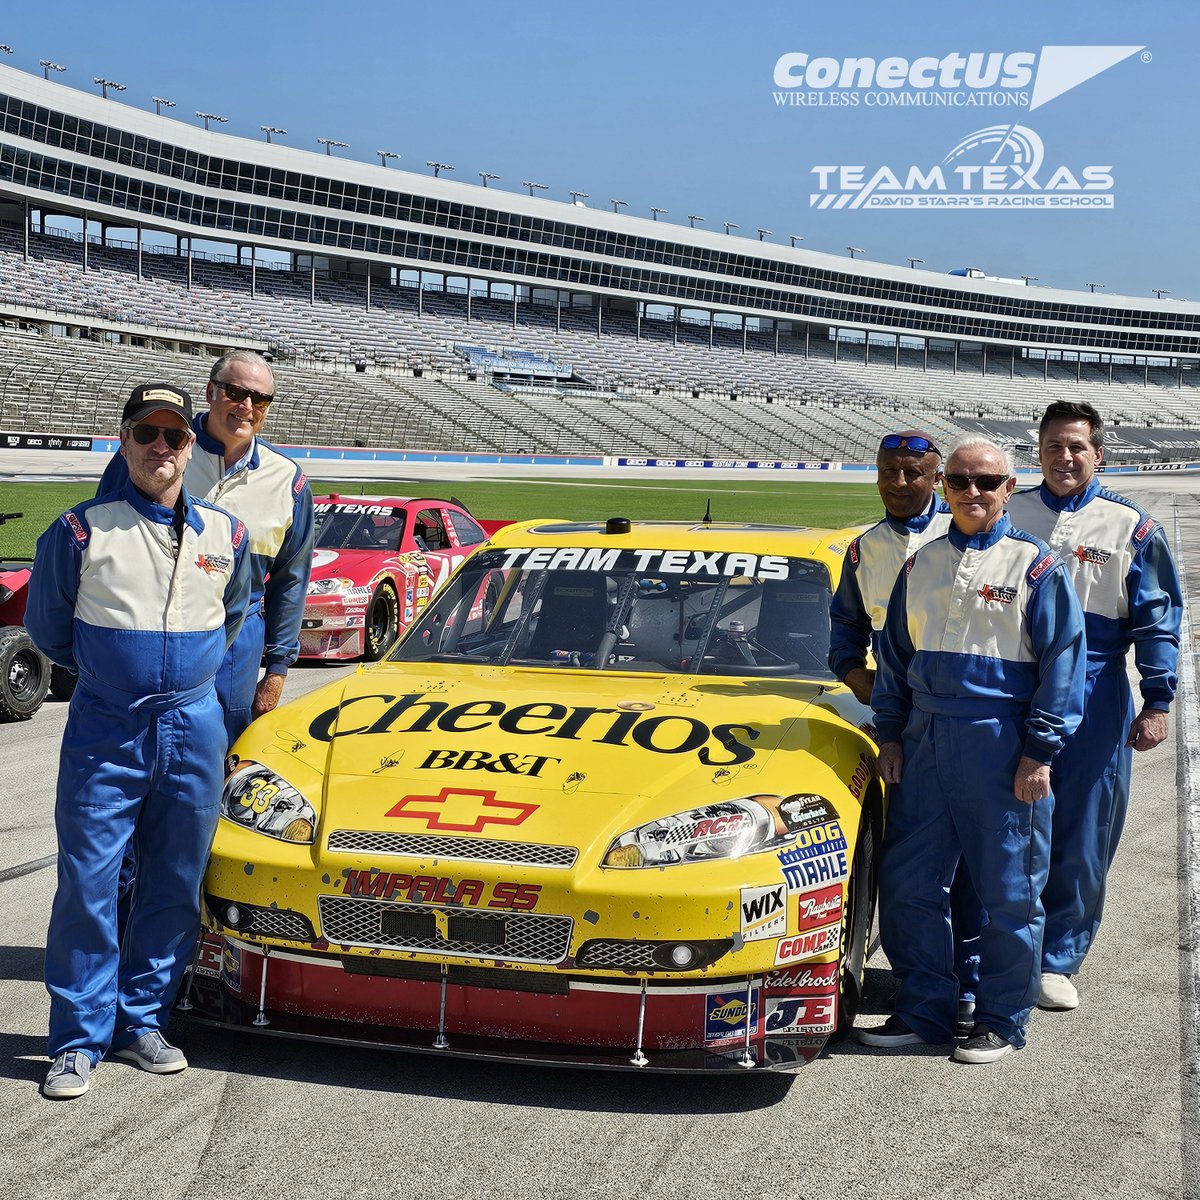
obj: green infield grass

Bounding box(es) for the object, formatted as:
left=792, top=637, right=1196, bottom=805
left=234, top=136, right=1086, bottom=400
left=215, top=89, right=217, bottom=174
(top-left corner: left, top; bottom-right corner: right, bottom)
left=0, top=475, right=882, bottom=560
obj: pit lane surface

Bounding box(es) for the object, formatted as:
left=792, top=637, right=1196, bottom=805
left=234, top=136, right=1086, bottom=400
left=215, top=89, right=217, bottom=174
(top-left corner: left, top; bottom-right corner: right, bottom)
left=1, top=474, right=1196, bottom=1200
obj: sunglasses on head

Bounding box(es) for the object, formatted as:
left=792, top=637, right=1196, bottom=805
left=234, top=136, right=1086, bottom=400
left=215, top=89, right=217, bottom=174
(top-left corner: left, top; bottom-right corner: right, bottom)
left=942, top=472, right=1010, bottom=493
left=214, top=379, right=274, bottom=408
left=880, top=434, right=939, bottom=455
left=128, top=423, right=192, bottom=451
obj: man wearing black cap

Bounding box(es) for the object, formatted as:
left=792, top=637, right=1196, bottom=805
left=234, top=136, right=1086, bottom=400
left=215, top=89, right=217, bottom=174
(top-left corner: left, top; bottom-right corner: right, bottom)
left=829, top=430, right=981, bottom=1034
left=26, top=383, right=251, bottom=1099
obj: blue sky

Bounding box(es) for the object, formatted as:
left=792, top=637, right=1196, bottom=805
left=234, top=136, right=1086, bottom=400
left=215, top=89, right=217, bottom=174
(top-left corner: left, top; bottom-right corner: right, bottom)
left=1, top=1, right=1194, bottom=299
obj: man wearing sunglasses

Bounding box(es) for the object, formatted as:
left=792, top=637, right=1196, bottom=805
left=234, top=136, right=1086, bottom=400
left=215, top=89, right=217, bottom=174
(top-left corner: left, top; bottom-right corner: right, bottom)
left=859, top=436, right=1085, bottom=1063
left=1008, top=401, right=1182, bottom=1013
left=830, top=431, right=981, bottom=1032
left=26, top=383, right=251, bottom=1098
left=100, top=350, right=313, bottom=746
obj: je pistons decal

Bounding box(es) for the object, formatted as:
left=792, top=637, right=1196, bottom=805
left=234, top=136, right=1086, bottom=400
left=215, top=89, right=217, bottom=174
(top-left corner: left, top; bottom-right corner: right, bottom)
left=1072, top=545, right=1112, bottom=566
left=496, top=545, right=791, bottom=580
left=704, top=986, right=761, bottom=1042
left=978, top=583, right=1017, bottom=605
left=308, top=692, right=759, bottom=765
left=765, top=993, right=837, bottom=1037
left=740, top=883, right=787, bottom=941
left=385, top=787, right=538, bottom=832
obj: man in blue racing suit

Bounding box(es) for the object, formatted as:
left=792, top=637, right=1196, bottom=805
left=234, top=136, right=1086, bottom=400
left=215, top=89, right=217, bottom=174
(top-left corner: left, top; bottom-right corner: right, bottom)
left=1007, top=401, right=1181, bottom=1011
left=99, top=350, right=313, bottom=747
left=858, top=436, right=1085, bottom=1064
left=828, top=431, right=981, bottom=1033
left=27, top=383, right=250, bottom=1099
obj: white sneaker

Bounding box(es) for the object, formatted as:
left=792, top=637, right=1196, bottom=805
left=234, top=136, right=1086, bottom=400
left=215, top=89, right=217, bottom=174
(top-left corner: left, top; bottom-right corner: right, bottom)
left=1039, top=972, right=1079, bottom=1010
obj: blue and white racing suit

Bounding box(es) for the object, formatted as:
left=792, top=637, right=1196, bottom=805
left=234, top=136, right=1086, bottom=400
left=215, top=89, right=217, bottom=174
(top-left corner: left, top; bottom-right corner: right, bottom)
left=100, top=414, right=313, bottom=747
left=873, top=515, right=1085, bottom=1046
left=26, top=483, right=250, bottom=1065
left=827, top=496, right=982, bottom=1002
left=1007, top=480, right=1181, bottom=974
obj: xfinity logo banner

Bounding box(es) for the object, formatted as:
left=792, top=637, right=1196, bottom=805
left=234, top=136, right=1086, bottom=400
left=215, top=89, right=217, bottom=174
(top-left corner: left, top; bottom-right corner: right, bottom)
left=773, top=45, right=1145, bottom=110
left=811, top=125, right=1114, bottom=210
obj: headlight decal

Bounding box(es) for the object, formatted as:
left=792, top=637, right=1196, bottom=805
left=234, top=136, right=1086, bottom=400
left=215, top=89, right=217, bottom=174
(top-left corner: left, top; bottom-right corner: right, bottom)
left=222, top=760, right=318, bottom=844
left=603, top=800, right=775, bottom=868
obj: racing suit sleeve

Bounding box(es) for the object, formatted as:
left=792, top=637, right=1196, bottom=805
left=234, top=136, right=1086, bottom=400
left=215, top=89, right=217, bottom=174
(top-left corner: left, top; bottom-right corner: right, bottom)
left=24, top=513, right=84, bottom=670
left=224, top=519, right=253, bottom=654
left=871, top=562, right=915, bottom=746
left=1126, top=526, right=1182, bottom=710
left=828, top=537, right=873, bottom=680
left=261, top=470, right=314, bottom=675
left=1022, top=560, right=1086, bottom=763
left=96, top=450, right=129, bottom=498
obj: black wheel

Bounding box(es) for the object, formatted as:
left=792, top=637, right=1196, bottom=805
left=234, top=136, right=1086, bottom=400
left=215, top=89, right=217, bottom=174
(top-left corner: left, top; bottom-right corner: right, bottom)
left=50, top=663, right=77, bottom=701
left=835, top=798, right=881, bottom=1035
left=0, top=626, right=50, bottom=721
left=363, top=583, right=400, bottom=661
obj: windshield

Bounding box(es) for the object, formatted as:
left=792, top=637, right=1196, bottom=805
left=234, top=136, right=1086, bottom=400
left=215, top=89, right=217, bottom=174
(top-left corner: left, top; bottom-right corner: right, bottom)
left=389, top=545, right=836, bottom=679
left=313, top=504, right=405, bottom=552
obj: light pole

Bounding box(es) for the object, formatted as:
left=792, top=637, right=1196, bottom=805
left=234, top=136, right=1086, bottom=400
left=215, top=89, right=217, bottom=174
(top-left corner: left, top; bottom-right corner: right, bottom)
left=1086, top=282, right=1104, bottom=292
left=847, top=246, right=864, bottom=259
left=376, top=151, right=401, bottom=167
left=0, top=46, right=12, bottom=55
left=1153, top=288, right=1171, bottom=299
left=522, top=180, right=547, bottom=196
left=611, top=199, right=628, bottom=213
left=196, top=112, right=228, bottom=131
left=427, top=161, right=454, bottom=177
left=478, top=171, right=499, bottom=186
left=261, top=125, right=287, bottom=143
left=650, top=207, right=668, bottom=221
left=152, top=96, right=175, bottom=115
left=568, top=190, right=589, bottom=205
left=756, top=228, right=772, bottom=241
left=93, top=77, right=125, bottom=99
left=1021, top=275, right=1038, bottom=285
left=907, top=256, right=924, bottom=269
left=789, top=234, right=804, bottom=247
left=318, top=138, right=349, bottom=156
left=687, top=215, right=704, bottom=228
left=39, top=60, right=65, bottom=80
left=723, top=222, right=739, bottom=235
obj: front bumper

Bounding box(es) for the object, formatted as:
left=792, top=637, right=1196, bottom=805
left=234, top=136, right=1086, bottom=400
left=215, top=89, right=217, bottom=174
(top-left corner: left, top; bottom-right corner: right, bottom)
left=299, top=602, right=364, bottom=660
left=176, top=933, right=832, bottom=1074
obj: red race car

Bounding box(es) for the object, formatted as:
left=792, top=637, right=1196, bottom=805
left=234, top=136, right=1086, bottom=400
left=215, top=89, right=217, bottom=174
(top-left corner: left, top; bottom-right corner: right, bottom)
left=300, top=494, right=505, bottom=661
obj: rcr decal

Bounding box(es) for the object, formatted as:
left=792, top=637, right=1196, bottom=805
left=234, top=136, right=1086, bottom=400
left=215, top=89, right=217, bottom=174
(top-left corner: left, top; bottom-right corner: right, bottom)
left=341, top=870, right=541, bottom=910
left=309, top=692, right=759, bottom=765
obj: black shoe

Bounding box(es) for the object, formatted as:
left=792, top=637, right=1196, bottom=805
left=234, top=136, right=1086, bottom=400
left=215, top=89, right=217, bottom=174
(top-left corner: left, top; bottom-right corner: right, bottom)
left=953, top=1025, right=1015, bottom=1064
left=956, top=999, right=976, bottom=1038
left=857, top=1015, right=926, bottom=1048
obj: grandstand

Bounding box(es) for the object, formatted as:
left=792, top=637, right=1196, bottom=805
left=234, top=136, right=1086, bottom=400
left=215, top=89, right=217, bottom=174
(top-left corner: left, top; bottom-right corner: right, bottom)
left=0, top=64, right=1196, bottom=464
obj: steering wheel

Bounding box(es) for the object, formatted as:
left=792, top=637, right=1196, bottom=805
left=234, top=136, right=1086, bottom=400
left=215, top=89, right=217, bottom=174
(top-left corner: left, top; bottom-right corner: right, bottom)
left=700, top=632, right=799, bottom=677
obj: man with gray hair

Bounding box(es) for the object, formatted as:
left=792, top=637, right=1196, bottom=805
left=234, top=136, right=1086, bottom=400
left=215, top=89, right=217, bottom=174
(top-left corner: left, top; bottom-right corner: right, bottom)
left=858, top=435, right=1085, bottom=1063
left=100, top=350, right=313, bottom=744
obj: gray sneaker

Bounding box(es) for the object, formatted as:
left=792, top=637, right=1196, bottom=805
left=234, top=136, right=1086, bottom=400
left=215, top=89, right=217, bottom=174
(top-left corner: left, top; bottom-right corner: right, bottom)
left=113, top=1031, right=187, bottom=1074
left=44, top=1050, right=91, bottom=1099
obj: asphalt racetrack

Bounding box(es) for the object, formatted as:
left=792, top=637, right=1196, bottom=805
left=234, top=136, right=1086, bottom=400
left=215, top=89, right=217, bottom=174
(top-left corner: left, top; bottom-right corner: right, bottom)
left=1, top=467, right=1198, bottom=1200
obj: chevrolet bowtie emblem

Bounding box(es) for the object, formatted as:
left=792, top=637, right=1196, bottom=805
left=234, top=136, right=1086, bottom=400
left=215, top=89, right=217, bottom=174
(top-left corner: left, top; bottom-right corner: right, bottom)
left=384, top=786, right=537, bottom=832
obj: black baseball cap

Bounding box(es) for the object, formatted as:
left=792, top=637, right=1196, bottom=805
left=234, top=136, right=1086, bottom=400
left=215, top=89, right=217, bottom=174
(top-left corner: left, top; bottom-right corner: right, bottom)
left=122, top=383, right=193, bottom=426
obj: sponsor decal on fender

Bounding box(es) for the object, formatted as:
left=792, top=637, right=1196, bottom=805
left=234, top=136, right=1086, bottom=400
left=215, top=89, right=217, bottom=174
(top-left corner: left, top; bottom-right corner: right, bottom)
left=222, top=941, right=242, bottom=991
left=740, top=883, right=787, bottom=941
left=796, top=883, right=844, bottom=933
left=847, top=753, right=874, bottom=801
left=766, top=961, right=839, bottom=991
left=341, top=869, right=541, bottom=910
left=779, top=847, right=850, bottom=891
left=704, top=987, right=761, bottom=1041
left=764, top=992, right=837, bottom=1036
left=774, top=923, right=841, bottom=964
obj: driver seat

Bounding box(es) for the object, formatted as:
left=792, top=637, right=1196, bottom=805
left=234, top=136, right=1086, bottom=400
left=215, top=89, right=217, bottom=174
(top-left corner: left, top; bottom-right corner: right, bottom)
left=525, top=573, right=609, bottom=659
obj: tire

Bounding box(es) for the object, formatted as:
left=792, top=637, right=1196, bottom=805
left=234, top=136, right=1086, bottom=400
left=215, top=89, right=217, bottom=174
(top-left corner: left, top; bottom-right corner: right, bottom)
left=0, top=626, right=50, bottom=721
left=363, top=583, right=400, bottom=661
left=50, top=663, right=77, bottom=701
left=835, top=797, right=881, bottom=1036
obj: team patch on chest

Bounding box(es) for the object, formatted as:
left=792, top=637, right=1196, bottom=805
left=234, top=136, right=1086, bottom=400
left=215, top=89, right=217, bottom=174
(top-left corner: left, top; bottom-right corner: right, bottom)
left=1072, top=545, right=1112, bottom=566
left=977, top=583, right=1017, bottom=605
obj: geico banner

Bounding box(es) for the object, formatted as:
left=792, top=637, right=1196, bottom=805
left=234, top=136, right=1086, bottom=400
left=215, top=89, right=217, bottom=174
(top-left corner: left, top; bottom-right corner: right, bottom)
left=616, top=458, right=830, bottom=470
left=2, top=432, right=93, bottom=451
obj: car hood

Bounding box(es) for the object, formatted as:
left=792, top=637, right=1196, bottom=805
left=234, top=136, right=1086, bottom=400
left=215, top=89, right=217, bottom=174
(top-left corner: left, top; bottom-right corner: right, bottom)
left=249, top=665, right=866, bottom=851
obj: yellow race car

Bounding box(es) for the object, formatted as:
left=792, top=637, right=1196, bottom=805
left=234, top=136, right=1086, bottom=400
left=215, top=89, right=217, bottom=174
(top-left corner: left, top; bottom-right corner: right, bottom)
left=182, top=516, right=882, bottom=1073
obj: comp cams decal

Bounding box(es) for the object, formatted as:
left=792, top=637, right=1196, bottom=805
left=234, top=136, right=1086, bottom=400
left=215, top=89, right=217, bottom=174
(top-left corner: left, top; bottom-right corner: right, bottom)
left=774, top=923, right=841, bottom=965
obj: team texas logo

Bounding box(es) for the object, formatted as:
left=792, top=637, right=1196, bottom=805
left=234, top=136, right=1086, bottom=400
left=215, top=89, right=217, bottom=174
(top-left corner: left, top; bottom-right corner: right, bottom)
left=978, top=583, right=1017, bottom=604
left=1073, top=545, right=1112, bottom=565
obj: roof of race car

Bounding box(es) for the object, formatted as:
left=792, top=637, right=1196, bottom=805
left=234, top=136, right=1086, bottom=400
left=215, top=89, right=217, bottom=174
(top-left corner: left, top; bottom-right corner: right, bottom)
left=313, top=494, right=459, bottom=508
left=489, top=518, right=859, bottom=559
